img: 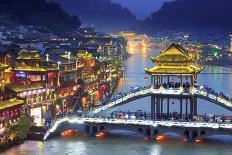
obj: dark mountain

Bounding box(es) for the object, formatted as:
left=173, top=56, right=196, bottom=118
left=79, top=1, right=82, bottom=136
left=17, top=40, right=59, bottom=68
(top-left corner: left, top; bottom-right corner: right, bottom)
left=48, top=0, right=137, bottom=32
left=141, top=0, right=232, bottom=33
left=0, top=0, right=81, bottom=34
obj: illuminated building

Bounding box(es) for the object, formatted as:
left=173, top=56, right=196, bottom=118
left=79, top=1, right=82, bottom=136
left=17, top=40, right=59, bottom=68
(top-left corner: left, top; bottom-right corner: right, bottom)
left=6, top=49, right=58, bottom=125
left=0, top=98, right=24, bottom=129
left=49, top=51, right=78, bottom=97
left=229, top=35, right=232, bottom=52
left=0, top=52, right=13, bottom=99
left=145, top=43, right=202, bottom=118
left=76, top=51, right=100, bottom=109
left=0, top=64, right=9, bottom=98
left=83, top=38, right=112, bottom=57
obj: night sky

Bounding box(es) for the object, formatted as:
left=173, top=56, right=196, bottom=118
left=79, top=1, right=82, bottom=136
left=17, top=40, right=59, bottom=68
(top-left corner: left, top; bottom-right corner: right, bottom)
left=111, top=0, right=174, bottom=19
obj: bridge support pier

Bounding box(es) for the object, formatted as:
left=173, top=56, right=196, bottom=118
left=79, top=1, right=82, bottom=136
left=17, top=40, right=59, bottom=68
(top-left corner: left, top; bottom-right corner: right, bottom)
left=180, top=97, right=182, bottom=118
left=161, top=98, right=163, bottom=118
left=185, top=98, right=188, bottom=119
left=193, top=97, right=197, bottom=116
left=151, top=96, right=155, bottom=119
left=190, top=97, right=194, bottom=118
left=156, top=98, right=161, bottom=119
left=167, top=98, right=170, bottom=118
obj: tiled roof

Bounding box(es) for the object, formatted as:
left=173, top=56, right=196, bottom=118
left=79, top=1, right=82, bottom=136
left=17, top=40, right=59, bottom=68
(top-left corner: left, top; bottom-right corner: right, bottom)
left=0, top=98, right=24, bottom=111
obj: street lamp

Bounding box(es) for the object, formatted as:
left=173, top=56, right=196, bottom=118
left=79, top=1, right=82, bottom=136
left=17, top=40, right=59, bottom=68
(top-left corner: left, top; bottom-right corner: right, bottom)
left=46, top=53, right=49, bottom=61
left=57, top=61, right=61, bottom=70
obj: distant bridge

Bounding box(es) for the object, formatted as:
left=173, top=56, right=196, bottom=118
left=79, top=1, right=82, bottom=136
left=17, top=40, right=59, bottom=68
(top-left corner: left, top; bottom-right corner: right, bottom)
left=89, top=86, right=232, bottom=115
left=44, top=117, right=232, bottom=141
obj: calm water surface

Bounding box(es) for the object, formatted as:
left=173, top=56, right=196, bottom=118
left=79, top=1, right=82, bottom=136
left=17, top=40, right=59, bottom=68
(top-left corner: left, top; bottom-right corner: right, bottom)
left=1, top=48, right=232, bottom=155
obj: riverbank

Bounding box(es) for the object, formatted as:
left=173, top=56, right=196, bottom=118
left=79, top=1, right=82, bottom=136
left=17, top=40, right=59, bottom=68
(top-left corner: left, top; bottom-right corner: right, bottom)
left=0, top=140, right=24, bottom=153
left=199, top=60, right=232, bottom=68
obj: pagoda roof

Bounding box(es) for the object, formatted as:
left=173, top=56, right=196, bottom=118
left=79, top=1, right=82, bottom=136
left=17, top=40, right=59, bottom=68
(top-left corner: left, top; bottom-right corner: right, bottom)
left=77, top=51, right=94, bottom=59
left=145, top=65, right=202, bottom=75
left=145, top=43, right=202, bottom=75
left=0, top=63, right=9, bottom=70
left=6, top=83, right=45, bottom=93
left=0, top=98, right=24, bottom=111
left=14, top=66, right=58, bottom=72
left=17, top=50, right=41, bottom=60
left=151, top=43, right=194, bottom=62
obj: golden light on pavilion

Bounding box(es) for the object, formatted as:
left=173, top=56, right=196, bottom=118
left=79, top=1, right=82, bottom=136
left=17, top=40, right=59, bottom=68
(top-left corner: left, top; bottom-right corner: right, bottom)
left=145, top=43, right=202, bottom=76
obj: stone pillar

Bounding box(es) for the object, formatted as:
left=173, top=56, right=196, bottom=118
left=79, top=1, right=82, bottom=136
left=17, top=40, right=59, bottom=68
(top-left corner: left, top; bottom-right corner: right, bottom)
left=180, top=97, right=183, bottom=118
left=154, top=75, right=156, bottom=86
left=161, top=98, right=163, bottom=118
left=167, top=98, right=170, bottom=118
left=185, top=98, right=188, bottom=119
left=191, top=76, right=194, bottom=86
left=151, top=76, right=153, bottom=86
left=151, top=96, right=155, bottom=119
left=190, top=97, right=194, bottom=118
left=194, top=97, right=197, bottom=116
left=156, top=98, right=160, bottom=119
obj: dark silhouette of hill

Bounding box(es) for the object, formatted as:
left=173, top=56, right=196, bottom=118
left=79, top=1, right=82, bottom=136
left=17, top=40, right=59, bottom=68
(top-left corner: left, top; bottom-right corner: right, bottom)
left=0, top=0, right=81, bottom=34
left=141, top=0, right=232, bottom=33
left=48, top=0, right=137, bottom=32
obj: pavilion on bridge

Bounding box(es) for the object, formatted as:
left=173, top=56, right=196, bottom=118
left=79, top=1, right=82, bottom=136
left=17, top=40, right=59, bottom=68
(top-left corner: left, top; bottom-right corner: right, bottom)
left=145, top=43, right=202, bottom=119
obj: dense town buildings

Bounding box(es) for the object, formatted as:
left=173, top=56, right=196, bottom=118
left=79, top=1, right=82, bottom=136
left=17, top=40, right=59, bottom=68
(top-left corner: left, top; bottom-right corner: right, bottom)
left=0, top=25, right=127, bottom=127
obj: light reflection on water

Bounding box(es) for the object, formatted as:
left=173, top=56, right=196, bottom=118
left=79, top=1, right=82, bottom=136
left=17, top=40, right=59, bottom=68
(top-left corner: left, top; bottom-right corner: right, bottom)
left=2, top=137, right=232, bottom=155
left=1, top=48, right=232, bottom=155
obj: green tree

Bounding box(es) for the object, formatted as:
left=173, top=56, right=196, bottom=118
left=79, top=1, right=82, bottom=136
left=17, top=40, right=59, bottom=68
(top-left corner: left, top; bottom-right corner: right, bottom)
left=52, top=98, right=63, bottom=117
left=13, top=115, right=32, bottom=141
left=111, top=58, right=121, bottom=70
left=2, top=115, right=32, bottom=143
left=2, top=123, right=11, bottom=144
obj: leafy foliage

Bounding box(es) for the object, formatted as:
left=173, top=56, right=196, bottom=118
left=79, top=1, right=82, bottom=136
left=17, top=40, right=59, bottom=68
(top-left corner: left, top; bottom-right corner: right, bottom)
left=13, top=115, right=32, bottom=140
left=0, top=0, right=81, bottom=34
left=49, top=0, right=137, bottom=32
left=111, top=58, right=121, bottom=70
left=2, top=115, right=32, bottom=143
left=142, top=0, right=232, bottom=32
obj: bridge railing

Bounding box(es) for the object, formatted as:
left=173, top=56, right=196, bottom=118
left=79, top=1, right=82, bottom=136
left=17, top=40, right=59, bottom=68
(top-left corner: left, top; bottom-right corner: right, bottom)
left=48, top=117, right=232, bottom=134
left=88, top=86, right=232, bottom=116
left=89, top=86, right=153, bottom=115
left=89, top=86, right=191, bottom=115
left=195, top=89, right=232, bottom=109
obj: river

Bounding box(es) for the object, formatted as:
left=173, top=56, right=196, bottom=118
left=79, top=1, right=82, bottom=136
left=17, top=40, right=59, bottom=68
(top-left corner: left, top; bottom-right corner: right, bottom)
left=1, top=48, right=232, bottom=155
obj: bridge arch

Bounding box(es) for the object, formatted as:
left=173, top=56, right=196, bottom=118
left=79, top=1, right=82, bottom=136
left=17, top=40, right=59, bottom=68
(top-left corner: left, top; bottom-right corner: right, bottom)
left=200, top=130, right=206, bottom=136
left=90, top=87, right=232, bottom=115
left=153, top=129, right=159, bottom=136
left=85, top=126, right=90, bottom=134
left=192, top=130, right=198, bottom=139
left=92, top=126, right=98, bottom=135
left=99, top=126, right=105, bottom=131
left=184, top=130, right=190, bottom=138
left=137, top=128, right=143, bottom=134
left=145, top=128, right=151, bottom=137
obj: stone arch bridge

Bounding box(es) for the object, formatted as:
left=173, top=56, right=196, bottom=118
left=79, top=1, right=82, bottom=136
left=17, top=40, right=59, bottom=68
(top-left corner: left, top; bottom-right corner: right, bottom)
left=44, top=117, right=232, bottom=141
